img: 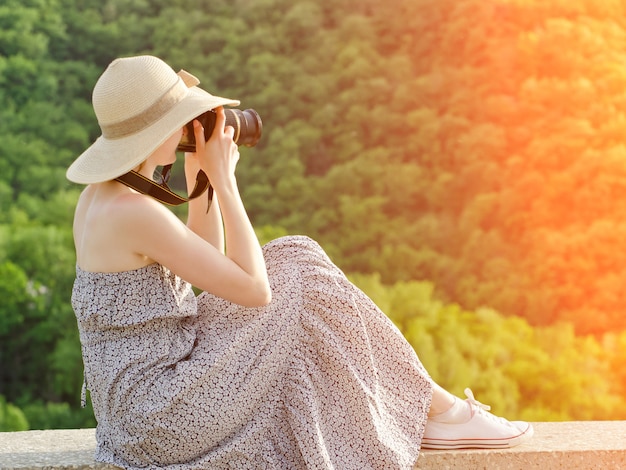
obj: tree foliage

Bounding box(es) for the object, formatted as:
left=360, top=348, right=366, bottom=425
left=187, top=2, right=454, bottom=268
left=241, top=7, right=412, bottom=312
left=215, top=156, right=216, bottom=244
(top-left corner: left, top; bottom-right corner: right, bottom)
left=2, top=0, right=626, bottom=429
left=350, top=273, right=626, bottom=421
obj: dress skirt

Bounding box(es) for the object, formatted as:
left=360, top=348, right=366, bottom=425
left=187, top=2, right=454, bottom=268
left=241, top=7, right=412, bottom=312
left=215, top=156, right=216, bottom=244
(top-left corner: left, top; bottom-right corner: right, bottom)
left=72, top=235, right=433, bottom=469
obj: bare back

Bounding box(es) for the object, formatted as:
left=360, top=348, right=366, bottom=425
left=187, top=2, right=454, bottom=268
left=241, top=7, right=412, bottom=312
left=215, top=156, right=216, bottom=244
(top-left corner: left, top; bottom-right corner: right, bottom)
left=73, top=182, right=156, bottom=273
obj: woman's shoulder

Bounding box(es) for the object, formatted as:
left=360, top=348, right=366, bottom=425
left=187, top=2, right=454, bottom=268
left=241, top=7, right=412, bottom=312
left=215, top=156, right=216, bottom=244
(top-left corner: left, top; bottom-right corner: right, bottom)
left=74, top=184, right=184, bottom=273
left=97, top=183, right=180, bottom=224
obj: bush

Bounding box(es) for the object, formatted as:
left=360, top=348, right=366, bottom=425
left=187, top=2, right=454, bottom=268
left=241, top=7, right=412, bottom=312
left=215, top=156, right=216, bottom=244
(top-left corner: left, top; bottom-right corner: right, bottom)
left=0, top=395, right=29, bottom=431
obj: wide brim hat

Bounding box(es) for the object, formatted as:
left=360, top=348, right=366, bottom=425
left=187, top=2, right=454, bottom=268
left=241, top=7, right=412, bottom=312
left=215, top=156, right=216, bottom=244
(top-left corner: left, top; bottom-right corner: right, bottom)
left=67, top=55, right=240, bottom=184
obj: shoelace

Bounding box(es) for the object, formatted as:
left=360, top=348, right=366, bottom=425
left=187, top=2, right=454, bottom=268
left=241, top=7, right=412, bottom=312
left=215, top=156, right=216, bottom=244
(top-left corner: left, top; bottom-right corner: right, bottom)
left=464, top=388, right=491, bottom=411
left=464, top=388, right=517, bottom=427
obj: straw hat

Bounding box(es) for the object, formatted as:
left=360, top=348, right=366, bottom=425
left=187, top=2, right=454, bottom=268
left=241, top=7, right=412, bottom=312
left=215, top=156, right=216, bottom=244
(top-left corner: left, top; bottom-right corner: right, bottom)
left=66, top=55, right=240, bottom=184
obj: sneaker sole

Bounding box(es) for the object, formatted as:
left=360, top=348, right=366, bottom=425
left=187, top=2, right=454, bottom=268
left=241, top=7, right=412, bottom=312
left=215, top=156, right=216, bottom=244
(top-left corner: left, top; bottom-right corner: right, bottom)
left=421, top=423, right=534, bottom=450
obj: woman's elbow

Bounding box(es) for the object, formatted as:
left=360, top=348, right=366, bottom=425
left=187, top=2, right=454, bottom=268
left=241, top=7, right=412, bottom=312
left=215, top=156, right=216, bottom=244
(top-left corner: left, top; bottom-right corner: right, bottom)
left=256, top=282, right=272, bottom=306
left=258, top=287, right=272, bottom=306
left=244, top=281, right=272, bottom=308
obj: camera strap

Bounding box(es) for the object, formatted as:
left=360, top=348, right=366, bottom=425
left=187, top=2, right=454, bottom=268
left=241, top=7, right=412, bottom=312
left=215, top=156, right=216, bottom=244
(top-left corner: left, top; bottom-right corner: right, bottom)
left=114, top=164, right=213, bottom=209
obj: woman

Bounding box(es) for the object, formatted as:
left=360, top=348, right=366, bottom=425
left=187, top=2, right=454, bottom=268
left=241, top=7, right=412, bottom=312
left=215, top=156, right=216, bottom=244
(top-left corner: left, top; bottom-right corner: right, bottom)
left=68, top=55, right=532, bottom=469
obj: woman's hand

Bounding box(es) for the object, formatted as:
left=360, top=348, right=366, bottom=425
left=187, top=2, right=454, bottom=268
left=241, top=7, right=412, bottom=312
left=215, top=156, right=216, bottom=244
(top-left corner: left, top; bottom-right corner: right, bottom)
left=128, top=107, right=270, bottom=307
left=183, top=115, right=226, bottom=252
left=192, top=107, right=240, bottom=190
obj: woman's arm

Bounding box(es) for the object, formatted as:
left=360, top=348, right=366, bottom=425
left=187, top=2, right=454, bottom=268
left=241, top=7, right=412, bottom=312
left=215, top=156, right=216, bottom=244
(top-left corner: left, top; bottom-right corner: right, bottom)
left=194, top=109, right=270, bottom=304
left=123, top=108, right=270, bottom=307
left=184, top=160, right=225, bottom=253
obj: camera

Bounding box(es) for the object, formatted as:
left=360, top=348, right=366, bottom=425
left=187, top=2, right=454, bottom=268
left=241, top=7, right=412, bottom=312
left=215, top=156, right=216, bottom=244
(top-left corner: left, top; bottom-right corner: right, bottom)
left=177, top=108, right=262, bottom=152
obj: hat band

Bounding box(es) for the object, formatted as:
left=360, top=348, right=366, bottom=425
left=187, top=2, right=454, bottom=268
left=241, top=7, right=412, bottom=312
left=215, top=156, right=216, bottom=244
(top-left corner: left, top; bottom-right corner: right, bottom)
left=100, top=78, right=189, bottom=139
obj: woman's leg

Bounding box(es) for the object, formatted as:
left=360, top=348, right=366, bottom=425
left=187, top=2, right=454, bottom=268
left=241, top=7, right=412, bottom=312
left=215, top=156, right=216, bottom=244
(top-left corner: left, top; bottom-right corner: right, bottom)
left=258, top=236, right=532, bottom=454
left=262, top=236, right=432, bottom=467
left=428, top=383, right=457, bottom=416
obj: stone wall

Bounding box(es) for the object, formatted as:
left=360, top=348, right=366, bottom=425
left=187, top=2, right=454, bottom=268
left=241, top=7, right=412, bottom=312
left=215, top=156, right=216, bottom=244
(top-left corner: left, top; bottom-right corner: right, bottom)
left=1, top=422, right=625, bottom=470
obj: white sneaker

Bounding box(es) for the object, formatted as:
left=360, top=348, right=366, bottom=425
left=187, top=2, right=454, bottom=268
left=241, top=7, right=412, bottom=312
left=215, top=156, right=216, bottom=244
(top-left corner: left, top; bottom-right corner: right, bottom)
left=421, top=388, right=534, bottom=449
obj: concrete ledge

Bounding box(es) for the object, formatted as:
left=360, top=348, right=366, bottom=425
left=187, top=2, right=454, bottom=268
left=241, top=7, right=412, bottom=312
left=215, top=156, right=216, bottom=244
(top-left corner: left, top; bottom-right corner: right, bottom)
left=0, top=422, right=624, bottom=469
left=0, top=428, right=117, bottom=470
left=417, top=421, right=626, bottom=469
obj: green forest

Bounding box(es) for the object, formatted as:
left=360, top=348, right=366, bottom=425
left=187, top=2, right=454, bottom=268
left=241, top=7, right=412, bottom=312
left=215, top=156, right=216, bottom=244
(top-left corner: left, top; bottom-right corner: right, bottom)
left=2, top=0, right=626, bottom=430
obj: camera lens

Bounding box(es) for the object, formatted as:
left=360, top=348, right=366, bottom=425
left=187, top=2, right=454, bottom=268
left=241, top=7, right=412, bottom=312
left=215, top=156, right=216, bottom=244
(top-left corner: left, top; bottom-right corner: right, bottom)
left=225, top=109, right=263, bottom=147
left=176, top=108, right=263, bottom=152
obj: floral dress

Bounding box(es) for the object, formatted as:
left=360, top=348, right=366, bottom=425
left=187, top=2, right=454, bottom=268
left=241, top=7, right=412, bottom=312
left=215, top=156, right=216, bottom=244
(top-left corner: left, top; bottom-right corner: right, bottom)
left=72, top=236, right=433, bottom=469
